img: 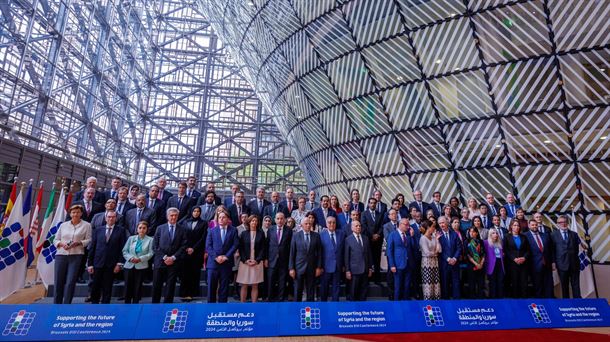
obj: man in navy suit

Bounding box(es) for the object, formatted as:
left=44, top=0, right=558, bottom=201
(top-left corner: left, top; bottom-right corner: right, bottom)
left=350, top=189, right=365, bottom=213
left=483, top=193, right=501, bottom=217
left=152, top=208, right=187, bottom=303
left=248, top=187, right=270, bottom=221
left=115, top=186, right=135, bottom=218
left=228, top=190, right=249, bottom=225
left=429, top=191, right=445, bottom=218
left=344, top=221, right=373, bottom=301
left=373, top=190, right=388, bottom=216
left=146, top=185, right=166, bottom=226
left=104, top=176, right=122, bottom=201
left=263, top=191, right=286, bottom=222
left=337, top=201, right=352, bottom=232
left=166, top=182, right=194, bottom=222
left=223, top=183, right=240, bottom=208
left=361, top=198, right=383, bottom=282
left=186, top=176, right=201, bottom=200
left=491, top=215, right=509, bottom=241
left=90, top=199, right=123, bottom=230
left=312, top=195, right=337, bottom=229
left=125, top=194, right=157, bottom=235
left=279, top=187, right=297, bottom=216
left=320, top=217, right=344, bottom=301
left=526, top=220, right=554, bottom=298
left=205, top=211, right=239, bottom=303
left=266, top=212, right=292, bottom=301
left=479, top=204, right=492, bottom=228
left=438, top=216, right=462, bottom=299
left=383, top=209, right=399, bottom=299
left=87, top=211, right=127, bottom=304
left=409, top=190, right=430, bottom=218
left=386, top=218, right=417, bottom=300
left=503, top=193, right=520, bottom=218
left=289, top=218, right=322, bottom=302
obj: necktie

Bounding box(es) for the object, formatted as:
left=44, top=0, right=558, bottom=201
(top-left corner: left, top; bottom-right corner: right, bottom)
left=232, top=197, right=235, bottom=205
left=111, top=191, right=116, bottom=199
left=178, top=197, right=182, bottom=208
left=393, top=223, right=397, bottom=231
left=539, top=225, right=544, bottom=234
left=258, top=200, right=263, bottom=213
left=331, top=232, right=336, bottom=248
left=483, top=217, right=487, bottom=227
left=323, top=209, right=327, bottom=218
left=277, top=228, right=282, bottom=242
left=135, top=209, right=142, bottom=231
left=305, top=233, right=310, bottom=249
left=445, top=232, right=449, bottom=243
left=498, top=228, right=503, bottom=240
left=86, top=202, right=91, bottom=215
left=207, top=204, right=213, bottom=217
left=237, top=205, right=242, bottom=217
left=273, top=204, right=277, bottom=214
left=288, top=201, right=292, bottom=212
left=401, top=232, right=405, bottom=244
left=437, top=203, right=441, bottom=213
left=534, top=233, right=543, bottom=252
left=187, top=190, right=191, bottom=198
left=510, top=205, right=515, bottom=217
left=562, top=231, right=567, bottom=241
left=221, top=228, right=226, bottom=243
left=169, top=225, right=174, bottom=241
left=371, top=210, right=375, bottom=221
left=106, top=227, right=112, bottom=242
left=159, top=190, right=164, bottom=199
left=492, top=206, right=497, bottom=215
left=418, top=202, right=422, bottom=212
left=149, top=199, right=154, bottom=208
left=118, top=202, right=124, bottom=214
left=357, top=234, right=362, bottom=247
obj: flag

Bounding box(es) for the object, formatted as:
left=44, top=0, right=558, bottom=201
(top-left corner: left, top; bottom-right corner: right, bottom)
left=0, top=183, right=31, bottom=300
left=0, top=180, right=18, bottom=236
left=37, top=188, right=66, bottom=288
left=35, top=187, right=56, bottom=255
left=570, top=213, right=595, bottom=298
left=25, top=183, right=43, bottom=267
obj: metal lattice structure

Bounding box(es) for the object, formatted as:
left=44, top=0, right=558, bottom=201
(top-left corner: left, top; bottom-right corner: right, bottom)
left=0, top=0, right=306, bottom=194
left=199, top=0, right=610, bottom=263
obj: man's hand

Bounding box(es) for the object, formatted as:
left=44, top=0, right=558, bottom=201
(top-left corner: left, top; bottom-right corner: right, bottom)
left=345, top=271, right=352, bottom=280
left=368, top=269, right=373, bottom=277
left=289, top=269, right=296, bottom=279
left=186, top=248, right=194, bottom=255
left=87, top=266, right=94, bottom=274
left=113, top=265, right=121, bottom=274
left=391, top=267, right=396, bottom=273
left=315, top=268, right=323, bottom=277
left=164, top=257, right=174, bottom=266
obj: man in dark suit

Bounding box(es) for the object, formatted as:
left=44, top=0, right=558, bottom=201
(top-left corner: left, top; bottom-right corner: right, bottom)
left=72, top=187, right=104, bottom=223
left=146, top=185, right=166, bottom=226
left=166, top=182, right=194, bottom=222
left=228, top=190, right=249, bottom=225
left=248, top=187, right=270, bottom=221
left=350, top=189, right=365, bottom=213
left=125, top=194, right=157, bottom=236
left=279, top=187, right=297, bottom=216
left=90, top=199, right=123, bottom=230
left=205, top=211, right=239, bottom=303
left=526, top=220, right=554, bottom=298
left=383, top=199, right=404, bottom=224
left=344, top=220, right=373, bottom=301
left=438, top=216, right=462, bottom=299
left=305, top=190, right=318, bottom=211
left=337, top=201, right=352, bottom=232
left=104, top=176, right=123, bottom=201
left=289, top=218, right=322, bottom=302
left=152, top=207, right=187, bottom=303
left=87, top=211, right=127, bottom=304
left=429, top=191, right=445, bottom=218
left=533, top=212, right=553, bottom=235
left=551, top=215, right=585, bottom=298
left=409, top=190, right=430, bottom=218
left=186, top=176, right=201, bottom=200
left=115, top=186, right=135, bottom=218
left=479, top=204, right=492, bottom=228
left=320, top=216, right=344, bottom=301
left=503, top=193, right=520, bottom=218
left=266, top=212, right=292, bottom=301
left=73, top=176, right=105, bottom=204
left=223, top=183, right=240, bottom=208
left=312, top=195, right=337, bottom=229
left=197, top=182, right=222, bottom=206
left=263, top=191, right=286, bottom=222
left=155, top=177, right=173, bottom=206
left=373, top=190, right=388, bottom=216
left=483, top=193, right=501, bottom=217
left=383, top=209, right=399, bottom=299
left=386, top=218, right=418, bottom=300
left=199, top=190, right=218, bottom=222
left=491, top=215, right=509, bottom=241
left=361, top=197, right=383, bottom=282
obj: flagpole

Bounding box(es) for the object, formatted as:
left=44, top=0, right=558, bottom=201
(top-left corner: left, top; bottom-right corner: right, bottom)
left=30, top=180, right=44, bottom=286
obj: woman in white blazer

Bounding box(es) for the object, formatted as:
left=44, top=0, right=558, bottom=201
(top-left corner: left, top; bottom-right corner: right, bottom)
left=122, top=221, right=153, bottom=303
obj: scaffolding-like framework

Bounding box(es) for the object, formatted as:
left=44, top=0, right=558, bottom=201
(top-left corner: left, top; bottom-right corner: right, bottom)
left=0, top=0, right=306, bottom=194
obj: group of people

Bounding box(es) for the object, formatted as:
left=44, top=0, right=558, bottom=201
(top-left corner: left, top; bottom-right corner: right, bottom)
left=51, top=175, right=588, bottom=304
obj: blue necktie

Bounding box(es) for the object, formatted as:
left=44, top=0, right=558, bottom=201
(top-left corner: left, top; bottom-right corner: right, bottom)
left=169, top=225, right=174, bottom=241
left=221, top=228, right=226, bottom=244
left=331, top=232, right=336, bottom=249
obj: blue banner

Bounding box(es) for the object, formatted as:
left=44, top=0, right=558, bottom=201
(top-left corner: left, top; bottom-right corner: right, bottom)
left=1, top=299, right=608, bottom=340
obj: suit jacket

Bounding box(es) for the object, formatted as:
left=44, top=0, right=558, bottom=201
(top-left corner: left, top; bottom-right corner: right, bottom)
left=71, top=200, right=104, bottom=223
left=361, top=209, right=382, bottom=239
left=429, top=201, right=445, bottom=218
left=125, top=207, right=157, bottom=235
left=350, top=202, right=365, bottom=213
left=73, top=190, right=105, bottom=205
left=504, top=234, right=531, bottom=265
left=146, top=197, right=166, bottom=226
left=537, top=224, right=553, bottom=235
left=551, top=229, right=581, bottom=272
left=195, top=194, right=221, bottom=206
left=90, top=211, right=123, bottom=232
left=383, top=221, right=399, bottom=243
left=263, top=202, right=286, bottom=221
left=166, top=196, right=194, bottom=221
left=87, top=225, right=127, bottom=268
left=337, top=211, right=352, bottom=232
left=439, top=230, right=462, bottom=264
left=320, top=229, right=345, bottom=273
left=305, top=201, right=319, bottom=211
left=483, top=202, right=502, bottom=217
left=279, top=199, right=297, bottom=216
left=289, top=230, right=322, bottom=276
left=344, top=234, right=373, bottom=275
left=199, top=203, right=217, bottom=222
left=267, top=225, right=292, bottom=269
left=185, top=188, right=201, bottom=201
left=238, top=229, right=267, bottom=263
left=179, top=218, right=207, bottom=252
left=375, top=201, right=388, bottom=216
left=228, top=203, right=250, bottom=227
left=157, top=189, right=173, bottom=206
left=526, top=231, right=553, bottom=272
left=480, top=215, right=492, bottom=229
left=248, top=198, right=271, bottom=218
left=205, top=225, right=239, bottom=269
left=122, top=235, right=154, bottom=269
left=503, top=203, right=521, bottom=218
left=152, top=223, right=187, bottom=268
left=491, top=225, right=509, bottom=242
left=483, top=240, right=504, bottom=275
left=115, top=201, right=135, bottom=217
left=386, top=230, right=417, bottom=270
left=223, top=196, right=236, bottom=208
left=311, top=207, right=337, bottom=228
left=104, top=189, right=121, bottom=201
left=409, top=201, right=430, bottom=215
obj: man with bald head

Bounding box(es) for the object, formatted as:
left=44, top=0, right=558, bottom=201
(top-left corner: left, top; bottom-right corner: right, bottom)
left=264, top=191, right=286, bottom=221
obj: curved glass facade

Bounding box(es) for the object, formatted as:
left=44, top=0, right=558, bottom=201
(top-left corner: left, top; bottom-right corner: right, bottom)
left=200, top=0, right=610, bottom=262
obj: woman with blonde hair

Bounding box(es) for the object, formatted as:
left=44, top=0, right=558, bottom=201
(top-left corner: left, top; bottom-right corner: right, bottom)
left=466, top=197, right=480, bottom=219
left=484, top=228, right=505, bottom=298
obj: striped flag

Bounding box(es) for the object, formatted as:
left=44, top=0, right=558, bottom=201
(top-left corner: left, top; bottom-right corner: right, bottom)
left=25, top=183, right=43, bottom=267
left=0, top=183, right=32, bottom=300
left=0, top=180, right=18, bottom=236
left=570, top=213, right=595, bottom=298
left=35, top=186, right=56, bottom=255
left=37, top=188, right=66, bottom=288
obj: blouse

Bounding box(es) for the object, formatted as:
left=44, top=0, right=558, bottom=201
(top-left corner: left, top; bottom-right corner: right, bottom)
left=291, top=209, right=309, bottom=230
left=419, top=235, right=442, bottom=257
left=53, top=220, right=92, bottom=256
